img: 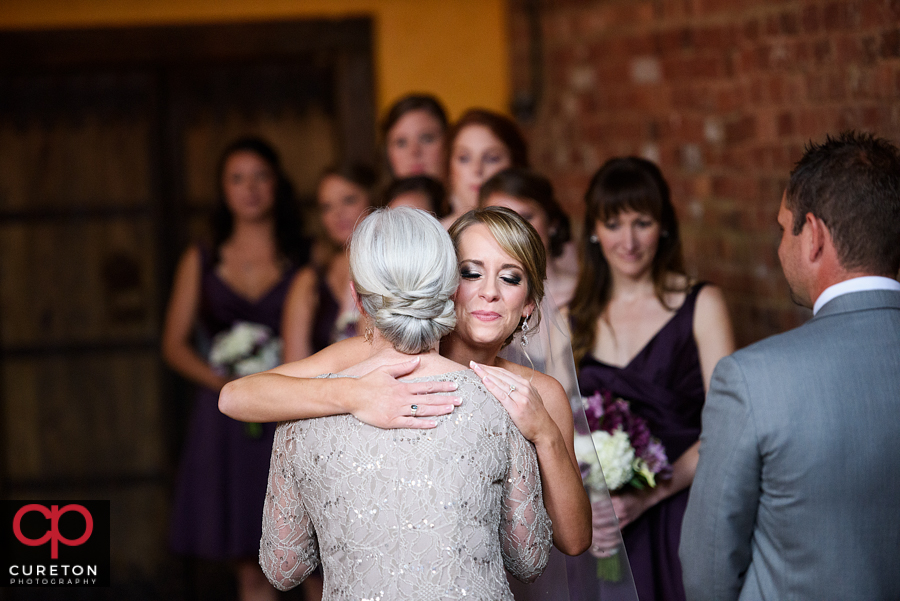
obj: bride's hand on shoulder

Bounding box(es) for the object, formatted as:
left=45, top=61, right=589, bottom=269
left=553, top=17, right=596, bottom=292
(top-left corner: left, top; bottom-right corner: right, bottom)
left=349, top=358, right=461, bottom=429
left=469, top=361, right=557, bottom=443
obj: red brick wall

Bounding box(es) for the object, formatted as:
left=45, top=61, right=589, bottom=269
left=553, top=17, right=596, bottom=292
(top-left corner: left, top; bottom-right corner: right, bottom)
left=509, top=0, right=900, bottom=346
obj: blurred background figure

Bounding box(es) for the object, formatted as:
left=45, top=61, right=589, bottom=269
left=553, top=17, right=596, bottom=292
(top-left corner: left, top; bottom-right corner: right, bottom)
left=442, top=108, right=529, bottom=227
left=568, top=157, right=734, bottom=601
left=162, top=136, right=308, bottom=601
left=281, top=162, right=376, bottom=363
left=381, top=93, right=449, bottom=180
left=383, top=174, right=447, bottom=216
left=479, top=166, right=577, bottom=307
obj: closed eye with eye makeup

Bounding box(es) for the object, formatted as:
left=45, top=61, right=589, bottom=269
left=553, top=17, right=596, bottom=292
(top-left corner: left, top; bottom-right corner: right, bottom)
left=459, top=261, right=524, bottom=287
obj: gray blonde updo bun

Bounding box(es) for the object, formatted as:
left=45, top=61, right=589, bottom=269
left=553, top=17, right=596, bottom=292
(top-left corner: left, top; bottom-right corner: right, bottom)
left=349, top=207, right=458, bottom=354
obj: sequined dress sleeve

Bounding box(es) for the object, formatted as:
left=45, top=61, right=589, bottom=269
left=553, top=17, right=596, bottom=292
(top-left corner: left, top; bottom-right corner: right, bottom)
left=258, top=420, right=321, bottom=589
left=258, top=369, right=552, bottom=599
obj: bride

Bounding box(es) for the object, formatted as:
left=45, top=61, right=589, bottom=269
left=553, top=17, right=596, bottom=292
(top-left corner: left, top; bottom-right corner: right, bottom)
left=259, top=207, right=551, bottom=598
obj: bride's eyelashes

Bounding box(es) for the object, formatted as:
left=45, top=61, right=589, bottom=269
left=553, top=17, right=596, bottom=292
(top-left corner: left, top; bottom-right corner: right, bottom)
left=459, top=270, right=523, bottom=287
left=500, top=272, right=523, bottom=286
left=459, top=261, right=524, bottom=287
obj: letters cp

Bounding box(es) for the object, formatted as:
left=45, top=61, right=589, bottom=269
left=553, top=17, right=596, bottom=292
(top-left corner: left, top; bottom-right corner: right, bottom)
left=12, top=504, right=93, bottom=559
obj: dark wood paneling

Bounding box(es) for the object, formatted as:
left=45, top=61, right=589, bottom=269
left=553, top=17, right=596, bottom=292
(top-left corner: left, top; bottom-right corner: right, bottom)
left=335, top=48, right=377, bottom=164
left=2, top=352, right=164, bottom=481
left=0, top=19, right=372, bottom=70
left=0, top=220, right=159, bottom=347
left=0, top=18, right=375, bottom=596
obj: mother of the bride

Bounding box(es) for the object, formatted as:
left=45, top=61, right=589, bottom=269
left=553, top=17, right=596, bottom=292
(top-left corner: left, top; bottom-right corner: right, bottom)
left=260, top=207, right=552, bottom=598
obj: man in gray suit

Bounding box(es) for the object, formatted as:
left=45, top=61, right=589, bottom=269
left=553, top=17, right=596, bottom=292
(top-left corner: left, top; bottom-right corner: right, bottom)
left=680, top=131, right=900, bottom=601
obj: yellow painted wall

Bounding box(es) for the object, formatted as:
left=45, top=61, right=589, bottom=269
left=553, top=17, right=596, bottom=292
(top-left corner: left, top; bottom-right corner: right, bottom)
left=0, top=0, right=510, bottom=121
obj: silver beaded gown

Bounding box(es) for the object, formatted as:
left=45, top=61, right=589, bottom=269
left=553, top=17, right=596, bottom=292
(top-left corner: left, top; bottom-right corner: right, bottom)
left=260, top=369, right=553, bottom=600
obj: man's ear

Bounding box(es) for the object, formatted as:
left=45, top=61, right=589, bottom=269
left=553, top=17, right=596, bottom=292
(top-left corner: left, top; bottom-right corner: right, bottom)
left=804, top=212, right=830, bottom=263
left=349, top=281, right=365, bottom=314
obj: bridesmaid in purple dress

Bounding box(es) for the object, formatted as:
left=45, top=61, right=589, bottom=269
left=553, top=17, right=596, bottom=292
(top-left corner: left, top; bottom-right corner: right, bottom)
left=162, top=137, right=307, bottom=601
left=281, top=163, right=375, bottom=363
left=568, top=158, right=735, bottom=601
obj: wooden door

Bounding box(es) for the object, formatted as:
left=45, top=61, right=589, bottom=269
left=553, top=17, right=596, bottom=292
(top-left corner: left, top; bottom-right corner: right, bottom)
left=0, top=18, right=374, bottom=599
left=0, top=69, right=170, bottom=592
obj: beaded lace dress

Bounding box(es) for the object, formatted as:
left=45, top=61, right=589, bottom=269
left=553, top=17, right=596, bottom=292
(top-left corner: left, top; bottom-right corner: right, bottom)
left=260, top=369, right=552, bottom=600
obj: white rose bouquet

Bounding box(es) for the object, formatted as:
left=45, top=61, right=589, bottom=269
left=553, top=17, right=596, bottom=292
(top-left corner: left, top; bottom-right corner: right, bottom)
left=209, top=321, right=282, bottom=377
left=208, top=321, right=282, bottom=438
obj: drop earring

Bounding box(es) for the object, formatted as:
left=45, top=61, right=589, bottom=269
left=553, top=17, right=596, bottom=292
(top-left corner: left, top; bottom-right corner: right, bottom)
left=520, top=315, right=530, bottom=348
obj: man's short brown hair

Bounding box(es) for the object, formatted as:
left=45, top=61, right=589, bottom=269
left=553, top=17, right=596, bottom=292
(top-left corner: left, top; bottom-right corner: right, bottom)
left=787, top=131, right=900, bottom=276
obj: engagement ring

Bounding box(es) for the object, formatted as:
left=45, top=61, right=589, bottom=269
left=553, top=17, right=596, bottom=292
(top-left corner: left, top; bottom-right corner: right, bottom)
left=411, top=404, right=418, bottom=417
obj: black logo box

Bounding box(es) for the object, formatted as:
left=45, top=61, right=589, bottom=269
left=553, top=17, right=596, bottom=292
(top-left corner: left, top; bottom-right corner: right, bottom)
left=1, top=500, right=110, bottom=588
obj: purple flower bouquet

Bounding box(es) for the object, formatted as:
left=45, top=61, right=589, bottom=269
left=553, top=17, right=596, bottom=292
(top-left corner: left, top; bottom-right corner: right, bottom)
left=574, top=389, right=672, bottom=580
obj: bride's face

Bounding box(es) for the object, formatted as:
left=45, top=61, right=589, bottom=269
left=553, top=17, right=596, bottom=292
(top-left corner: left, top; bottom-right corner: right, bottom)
left=452, top=224, right=534, bottom=349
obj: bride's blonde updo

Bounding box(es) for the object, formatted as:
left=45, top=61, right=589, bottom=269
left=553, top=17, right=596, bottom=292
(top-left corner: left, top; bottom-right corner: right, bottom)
left=349, top=207, right=458, bottom=354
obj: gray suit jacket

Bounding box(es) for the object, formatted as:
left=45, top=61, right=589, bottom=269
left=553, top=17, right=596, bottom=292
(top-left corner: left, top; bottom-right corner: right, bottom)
left=680, top=289, right=900, bottom=601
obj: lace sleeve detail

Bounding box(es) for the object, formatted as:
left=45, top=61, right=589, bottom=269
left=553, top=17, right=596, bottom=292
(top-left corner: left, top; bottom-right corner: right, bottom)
left=259, top=421, right=319, bottom=591
left=499, top=424, right=553, bottom=583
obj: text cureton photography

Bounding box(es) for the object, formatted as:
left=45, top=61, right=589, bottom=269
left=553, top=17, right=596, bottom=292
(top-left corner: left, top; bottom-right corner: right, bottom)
left=1, top=500, right=110, bottom=588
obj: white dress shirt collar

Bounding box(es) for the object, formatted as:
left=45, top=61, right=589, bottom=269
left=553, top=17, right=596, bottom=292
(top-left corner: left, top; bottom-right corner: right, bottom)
left=813, top=276, right=900, bottom=315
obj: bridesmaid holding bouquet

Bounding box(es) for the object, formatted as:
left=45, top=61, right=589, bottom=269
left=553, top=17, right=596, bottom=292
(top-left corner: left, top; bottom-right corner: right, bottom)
left=162, top=136, right=307, bottom=601
left=568, top=157, right=734, bottom=601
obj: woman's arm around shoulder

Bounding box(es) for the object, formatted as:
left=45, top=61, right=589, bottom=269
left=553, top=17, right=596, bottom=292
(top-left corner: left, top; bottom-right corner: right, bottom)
left=161, top=245, right=228, bottom=392
left=693, top=283, right=736, bottom=392
left=260, top=421, right=319, bottom=591
left=471, top=361, right=591, bottom=555
left=218, top=337, right=460, bottom=426
left=219, top=336, right=369, bottom=422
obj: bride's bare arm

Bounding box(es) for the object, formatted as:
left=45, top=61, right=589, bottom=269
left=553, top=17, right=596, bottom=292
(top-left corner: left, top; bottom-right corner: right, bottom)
left=471, top=361, right=592, bottom=556
left=219, top=336, right=460, bottom=426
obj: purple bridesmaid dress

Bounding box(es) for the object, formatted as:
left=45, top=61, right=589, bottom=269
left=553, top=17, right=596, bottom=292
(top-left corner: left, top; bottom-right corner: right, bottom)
left=310, top=267, right=353, bottom=353
left=169, top=247, right=296, bottom=560
left=574, top=283, right=707, bottom=601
